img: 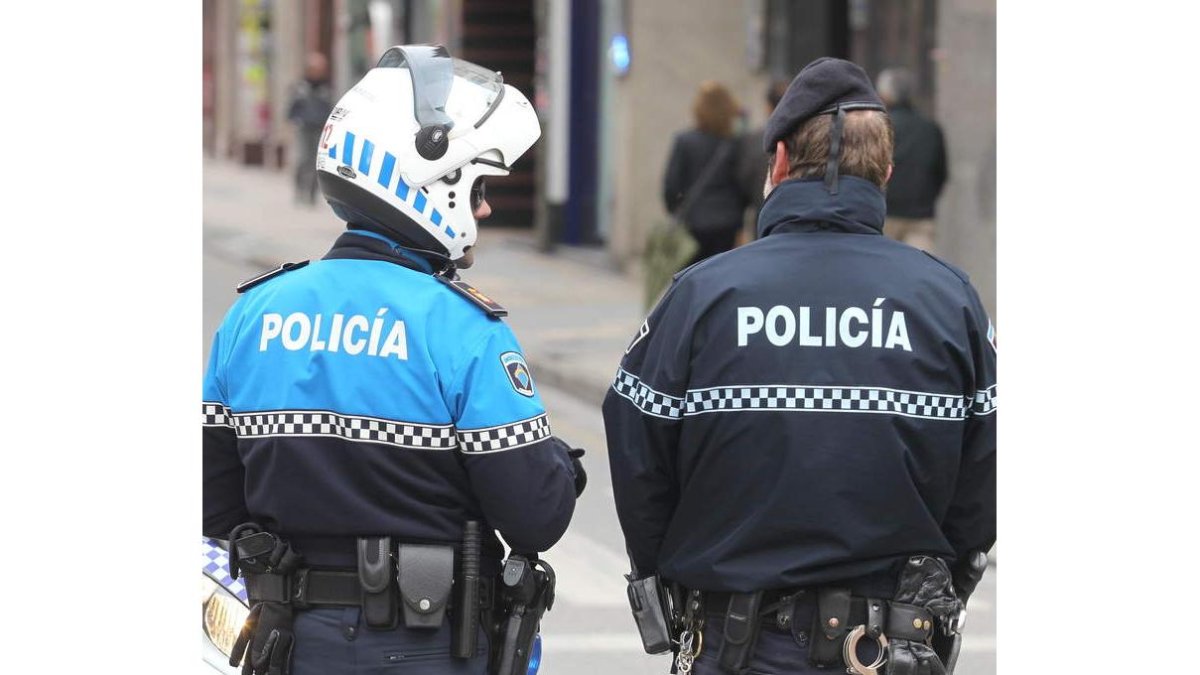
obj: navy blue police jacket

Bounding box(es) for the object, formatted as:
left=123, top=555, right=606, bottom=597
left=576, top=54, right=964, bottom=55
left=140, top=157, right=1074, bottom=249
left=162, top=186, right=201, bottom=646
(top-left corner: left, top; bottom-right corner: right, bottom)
left=602, top=176, right=996, bottom=594
left=203, top=228, right=579, bottom=568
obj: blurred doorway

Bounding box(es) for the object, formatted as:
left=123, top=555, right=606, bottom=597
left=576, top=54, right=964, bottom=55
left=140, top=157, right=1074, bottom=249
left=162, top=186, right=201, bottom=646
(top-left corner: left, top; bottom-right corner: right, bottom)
left=461, top=0, right=538, bottom=229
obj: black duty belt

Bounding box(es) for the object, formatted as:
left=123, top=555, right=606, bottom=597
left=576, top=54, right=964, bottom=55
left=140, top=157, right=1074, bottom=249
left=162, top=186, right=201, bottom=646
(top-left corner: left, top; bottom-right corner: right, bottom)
left=700, top=589, right=934, bottom=643
left=245, top=568, right=360, bottom=607
left=245, top=568, right=492, bottom=611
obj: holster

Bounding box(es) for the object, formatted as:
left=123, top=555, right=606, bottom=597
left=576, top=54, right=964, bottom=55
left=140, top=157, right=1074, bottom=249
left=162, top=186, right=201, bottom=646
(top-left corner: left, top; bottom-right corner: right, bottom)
left=625, top=574, right=674, bottom=654
left=357, top=536, right=397, bottom=629
left=397, top=543, right=455, bottom=629
left=491, top=554, right=556, bottom=675
left=716, top=591, right=763, bottom=674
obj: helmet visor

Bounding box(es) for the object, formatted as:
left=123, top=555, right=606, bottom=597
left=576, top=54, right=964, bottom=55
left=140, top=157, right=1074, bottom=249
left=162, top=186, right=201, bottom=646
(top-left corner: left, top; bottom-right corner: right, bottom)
left=376, top=45, right=505, bottom=131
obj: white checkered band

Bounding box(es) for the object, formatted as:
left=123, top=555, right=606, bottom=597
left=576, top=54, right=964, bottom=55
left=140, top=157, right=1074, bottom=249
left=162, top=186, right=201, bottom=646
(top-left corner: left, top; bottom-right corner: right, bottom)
left=229, top=409, right=459, bottom=450
left=684, top=385, right=971, bottom=421
left=972, top=385, right=997, bottom=416
left=458, top=414, right=552, bottom=454
left=611, top=368, right=685, bottom=420
left=202, top=538, right=247, bottom=602
left=203, top=401, right=233, bottom=428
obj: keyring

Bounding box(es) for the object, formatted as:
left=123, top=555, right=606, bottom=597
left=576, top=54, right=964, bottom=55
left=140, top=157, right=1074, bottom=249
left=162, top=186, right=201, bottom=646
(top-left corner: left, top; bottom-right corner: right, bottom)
left=842, top=625, right=888, bottom=675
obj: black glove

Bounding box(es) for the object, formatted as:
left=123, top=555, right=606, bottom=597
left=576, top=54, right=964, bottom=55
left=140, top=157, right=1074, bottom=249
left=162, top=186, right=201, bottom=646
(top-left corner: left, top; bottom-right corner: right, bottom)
left=951, top=550, right=989, bottom=605
left=888, top=556, right=962, bottom=675
left=887, top=639, right=946, bottom=675
left=568, top=447, right=587, bottom=497
left=230, top=601, right=296, bottom=675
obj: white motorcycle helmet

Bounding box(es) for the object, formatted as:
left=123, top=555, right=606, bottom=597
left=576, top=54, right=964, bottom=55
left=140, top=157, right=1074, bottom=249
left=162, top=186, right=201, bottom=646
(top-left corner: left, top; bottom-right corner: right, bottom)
left=316, top=45, right=541, bottom=262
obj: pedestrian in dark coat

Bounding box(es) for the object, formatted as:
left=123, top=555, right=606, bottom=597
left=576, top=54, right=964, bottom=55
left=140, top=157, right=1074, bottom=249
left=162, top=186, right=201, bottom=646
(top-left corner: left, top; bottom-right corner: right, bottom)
left=662, top=81, right=749, bottom=265
left=288, top=52, right=335, bottom=206
left=876, top=67, right=948, bottom=252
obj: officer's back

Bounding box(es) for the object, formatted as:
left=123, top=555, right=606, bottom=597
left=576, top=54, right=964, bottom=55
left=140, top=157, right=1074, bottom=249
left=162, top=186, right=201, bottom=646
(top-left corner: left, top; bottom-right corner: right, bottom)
left=203, top=45, right=583, bottom=675
left=602, top=57, right=995, bottom=675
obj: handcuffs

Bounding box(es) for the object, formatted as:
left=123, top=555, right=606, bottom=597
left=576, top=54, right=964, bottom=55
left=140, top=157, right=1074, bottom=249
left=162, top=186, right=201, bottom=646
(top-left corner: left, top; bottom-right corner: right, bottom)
left=842, top=624, right=889, bottom=675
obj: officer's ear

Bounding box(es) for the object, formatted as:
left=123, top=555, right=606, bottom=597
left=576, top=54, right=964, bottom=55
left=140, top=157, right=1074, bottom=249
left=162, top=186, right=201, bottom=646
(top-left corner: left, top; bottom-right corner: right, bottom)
left=771, top=140, right=790, bottom=186
left=884, top=163, right=893, bottom=186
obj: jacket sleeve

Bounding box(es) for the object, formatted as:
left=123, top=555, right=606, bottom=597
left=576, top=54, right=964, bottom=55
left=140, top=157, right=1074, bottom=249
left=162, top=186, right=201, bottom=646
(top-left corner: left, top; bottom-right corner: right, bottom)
left=601, top=279, right=696, bottom=574
left=662, top=135, right=688, bottom=215
left=202, top=327, right=250, bottom=539
left=941, top=284, right=997, bottom=562
left=445, top=322, right=577, bottom=553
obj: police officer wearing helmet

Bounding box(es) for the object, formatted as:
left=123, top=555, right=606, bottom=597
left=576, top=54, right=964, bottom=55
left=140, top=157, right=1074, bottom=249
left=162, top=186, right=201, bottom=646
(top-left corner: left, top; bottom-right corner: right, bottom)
left=602, top=58, right=995, bottom=675
left=203, top=46, right=585, bottom=675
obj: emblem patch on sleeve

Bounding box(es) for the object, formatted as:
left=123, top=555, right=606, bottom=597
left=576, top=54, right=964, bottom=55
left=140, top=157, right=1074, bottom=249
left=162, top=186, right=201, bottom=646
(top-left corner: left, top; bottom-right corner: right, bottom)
left=625, top=319, right=650, bottom=355
left=500, top=351, right=536, bottom=397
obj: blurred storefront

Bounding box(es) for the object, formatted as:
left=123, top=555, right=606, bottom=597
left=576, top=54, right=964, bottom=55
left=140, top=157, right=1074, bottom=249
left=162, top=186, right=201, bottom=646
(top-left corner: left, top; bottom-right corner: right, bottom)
left=203, top=0, right=994, bottom=311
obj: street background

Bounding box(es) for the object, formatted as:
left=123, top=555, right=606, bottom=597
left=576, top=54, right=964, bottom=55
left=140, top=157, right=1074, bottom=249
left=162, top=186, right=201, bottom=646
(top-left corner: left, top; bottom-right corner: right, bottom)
left=204, top=1, right=996, bottom=672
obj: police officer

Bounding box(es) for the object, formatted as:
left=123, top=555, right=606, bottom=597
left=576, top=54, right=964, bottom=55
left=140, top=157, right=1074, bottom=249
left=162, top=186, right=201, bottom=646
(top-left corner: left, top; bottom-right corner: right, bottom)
left=602, top=57, right=995, bottom=675
left=203, top=46, right=584, bottom=675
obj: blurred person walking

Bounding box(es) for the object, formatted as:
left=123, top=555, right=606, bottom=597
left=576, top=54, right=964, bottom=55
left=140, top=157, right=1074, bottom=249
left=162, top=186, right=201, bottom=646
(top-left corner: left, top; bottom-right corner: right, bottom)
left=287, top=52, right=335, bottom=206
left=876, top=67, right=947, bottom=252
left=735, top=80, right=790, bottom=229
left=662, top=81, right=749, bottom=266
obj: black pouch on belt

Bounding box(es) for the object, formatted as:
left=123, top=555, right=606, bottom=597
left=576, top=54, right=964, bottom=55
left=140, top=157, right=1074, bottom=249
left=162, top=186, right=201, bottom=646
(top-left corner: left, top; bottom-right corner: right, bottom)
left=809, top=588, right=851, bottom=667
left=357, top=536, right=397, bottom=629
left=397, top=543, right=455, bottom=629
left=717, top=591, right=763, bottom=673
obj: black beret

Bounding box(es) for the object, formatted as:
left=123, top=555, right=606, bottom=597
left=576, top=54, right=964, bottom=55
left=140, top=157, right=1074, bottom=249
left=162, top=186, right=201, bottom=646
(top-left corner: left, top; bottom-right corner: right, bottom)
left=762, top=57, right=885, bottom=154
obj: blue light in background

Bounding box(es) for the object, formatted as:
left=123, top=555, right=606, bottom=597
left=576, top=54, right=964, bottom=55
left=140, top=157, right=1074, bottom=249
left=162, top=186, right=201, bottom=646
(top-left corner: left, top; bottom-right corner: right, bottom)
left=610, top=33, right=630, bottom=75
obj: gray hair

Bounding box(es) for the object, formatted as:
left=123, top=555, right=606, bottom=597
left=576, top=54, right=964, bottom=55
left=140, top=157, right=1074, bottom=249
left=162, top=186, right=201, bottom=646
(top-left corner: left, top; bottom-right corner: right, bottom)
left=876, top=67, right=914, bottom=106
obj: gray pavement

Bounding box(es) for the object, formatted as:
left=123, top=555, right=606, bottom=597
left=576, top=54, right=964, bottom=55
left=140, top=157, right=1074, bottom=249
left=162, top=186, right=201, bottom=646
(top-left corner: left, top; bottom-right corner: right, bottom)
left=202, top=161, right=995, bottom=674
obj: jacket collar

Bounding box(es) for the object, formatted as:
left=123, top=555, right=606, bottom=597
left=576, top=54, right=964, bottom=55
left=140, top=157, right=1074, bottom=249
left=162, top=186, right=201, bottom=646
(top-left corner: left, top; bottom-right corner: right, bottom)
left=757, top=176, right=887, bottom=238
left=323, top=227, right=446, bottom=275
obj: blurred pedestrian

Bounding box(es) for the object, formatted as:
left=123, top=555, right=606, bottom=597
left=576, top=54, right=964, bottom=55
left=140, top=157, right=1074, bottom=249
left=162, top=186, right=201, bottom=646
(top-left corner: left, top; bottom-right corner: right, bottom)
left=876, top=67, right=948, bottom=252
left=206, top=45, right=584, bottom=675
left=287, top=52, right=335, bottom=206
left=735, top=79, right=790, bottom=227
left=662, top=81, right=748, bottom=266
left=605, top=57, right=994, bottom=675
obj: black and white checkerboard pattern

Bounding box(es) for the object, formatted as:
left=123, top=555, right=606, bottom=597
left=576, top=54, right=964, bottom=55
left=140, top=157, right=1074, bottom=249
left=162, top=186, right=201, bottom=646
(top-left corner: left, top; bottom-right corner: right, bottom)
left=458, top=414, right=552, bottom=454
left=229, top=409, right=459, bottom=450
left=611, top=368, right=685, bottom=419
left=972, top=385, right=997, bottom=416
left=682, top=385, right=971, bottom=421
left=202, top=401, right=232, bottom=427
left=202, top=537, right=247, bottom=602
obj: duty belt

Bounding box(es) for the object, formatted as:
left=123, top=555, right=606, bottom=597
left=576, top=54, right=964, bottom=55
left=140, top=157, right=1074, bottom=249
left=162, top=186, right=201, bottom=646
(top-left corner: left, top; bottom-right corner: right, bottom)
left=701, top=589, right=935, bottom=643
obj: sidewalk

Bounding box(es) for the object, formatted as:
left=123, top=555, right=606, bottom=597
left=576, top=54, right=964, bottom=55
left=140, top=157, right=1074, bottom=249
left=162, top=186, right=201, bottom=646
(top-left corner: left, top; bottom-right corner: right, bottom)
left=203, top=159, right=643, bottom=406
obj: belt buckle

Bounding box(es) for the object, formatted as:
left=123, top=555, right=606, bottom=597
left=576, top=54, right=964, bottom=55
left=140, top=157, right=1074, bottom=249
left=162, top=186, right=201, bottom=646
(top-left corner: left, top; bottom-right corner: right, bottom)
left=843, top=624, right=888, bottom=675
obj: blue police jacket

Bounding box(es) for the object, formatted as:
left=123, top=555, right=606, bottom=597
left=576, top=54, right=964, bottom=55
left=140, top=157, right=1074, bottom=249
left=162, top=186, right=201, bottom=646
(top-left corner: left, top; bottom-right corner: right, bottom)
left=203, top=228, right=579, bottom=567
left=602, top=176, right=996, bottom=594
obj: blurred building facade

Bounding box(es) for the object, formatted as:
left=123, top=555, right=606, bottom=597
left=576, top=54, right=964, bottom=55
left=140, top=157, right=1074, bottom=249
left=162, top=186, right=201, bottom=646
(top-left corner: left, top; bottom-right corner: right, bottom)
left=203, top=0, right=995, bottom=312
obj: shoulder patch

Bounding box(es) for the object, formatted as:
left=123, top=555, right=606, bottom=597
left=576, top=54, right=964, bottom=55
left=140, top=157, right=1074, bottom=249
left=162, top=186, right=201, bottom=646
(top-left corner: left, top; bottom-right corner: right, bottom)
left=625, top=319, right=650, bottom=355
left=499, top=351, right=535, bottom=397
left=436, top=276, right=507, bottom=318
left=921, top=250, right=971, bottom=284
left=236, top=260, right=310, bottom=294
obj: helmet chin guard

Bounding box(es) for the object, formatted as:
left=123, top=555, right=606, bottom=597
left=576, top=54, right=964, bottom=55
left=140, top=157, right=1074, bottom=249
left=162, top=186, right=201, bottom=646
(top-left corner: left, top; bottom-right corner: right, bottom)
left=315, top=45, right=541, bottom=261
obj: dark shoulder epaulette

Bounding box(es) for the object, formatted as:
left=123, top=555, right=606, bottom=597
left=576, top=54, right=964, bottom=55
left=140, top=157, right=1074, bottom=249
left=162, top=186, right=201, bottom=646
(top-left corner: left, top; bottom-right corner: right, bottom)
left=236, top=260, right=310, bottom=293
left=435, top=274, right=507, bottom=318
left=920, top=250, right=971, bottom=285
